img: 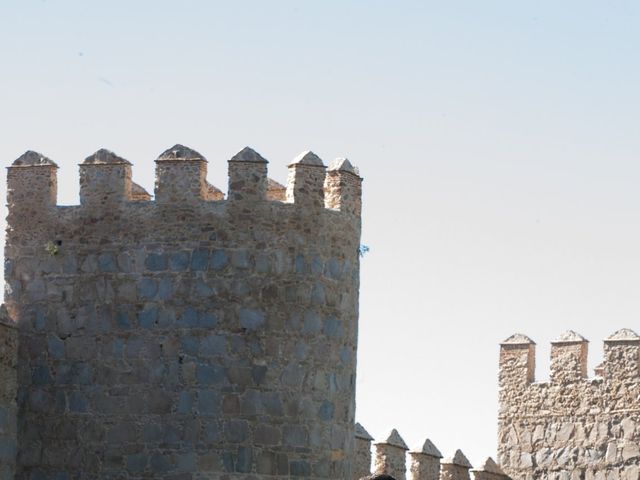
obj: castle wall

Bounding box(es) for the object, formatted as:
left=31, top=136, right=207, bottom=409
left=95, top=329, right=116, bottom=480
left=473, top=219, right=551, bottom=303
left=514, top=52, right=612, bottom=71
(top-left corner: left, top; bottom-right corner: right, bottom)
left=0, top=310, right=18, bottom=480
left=498, top=329, right=640, bottom=480
left=5, top=146, right=362, bottom=480
left=353, top=426, right=509, bottom=480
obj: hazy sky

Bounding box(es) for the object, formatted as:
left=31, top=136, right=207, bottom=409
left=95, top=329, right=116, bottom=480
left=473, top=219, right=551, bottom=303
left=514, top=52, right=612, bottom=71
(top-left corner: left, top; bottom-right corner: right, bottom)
left=2, top=0, right=640, bottom=466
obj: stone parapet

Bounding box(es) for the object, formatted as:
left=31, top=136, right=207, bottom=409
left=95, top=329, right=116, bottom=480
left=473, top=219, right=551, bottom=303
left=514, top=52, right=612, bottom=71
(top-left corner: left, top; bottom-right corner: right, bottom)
left=441, top=450, right=472, bottom=480
left=286, top=151, right=327, bottom=209
left=356, top=425, right=510, bottom=480
left=498, top=329, right=640, bottom=480
left=374, top=429, right=410, bottom=480
left=355, top=422, right=375, bottom=479
left=409, top=439, right=443, bottom=480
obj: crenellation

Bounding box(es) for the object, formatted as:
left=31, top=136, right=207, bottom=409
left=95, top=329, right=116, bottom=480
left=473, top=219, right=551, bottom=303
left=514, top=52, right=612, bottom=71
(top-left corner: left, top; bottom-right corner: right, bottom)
left=440, top=450, right=472, bottom=480
left=324, top=158, right=362, bottom=215
left=79, top=149, right=134, bottom=206
left=498, top=334, right=536, bottom=408
left=603, top=329, right=640, bottom=381
left=550, top=331, right=588, bottom=384
left=227, top=147, right=269, bottom=202
left=6, top=147, right=361, bottom=220
left=498, top=329, right=640, bottom=480
left=355, top=422, right=374, bottom=479
left=471, top=458, right=510, bottom=480
left=356, top=429, right=512, bottom=480
left=6, top=152, right=58, bottom=235
left=374, top=429, right=410, bottom=480
left=286, top=151, right=326, bottom=208
left=154, top=144, right=209, bottom=203
left=409, top=439, right=443, bottom=480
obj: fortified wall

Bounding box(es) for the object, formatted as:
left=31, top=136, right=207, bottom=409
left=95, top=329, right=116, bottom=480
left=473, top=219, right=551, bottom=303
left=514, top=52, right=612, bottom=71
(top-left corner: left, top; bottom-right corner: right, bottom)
left=352, top=424, right=510, bottom=480
left=4, top=145, right=362, bottom=480
left=498, top=329, right=640, bottom=480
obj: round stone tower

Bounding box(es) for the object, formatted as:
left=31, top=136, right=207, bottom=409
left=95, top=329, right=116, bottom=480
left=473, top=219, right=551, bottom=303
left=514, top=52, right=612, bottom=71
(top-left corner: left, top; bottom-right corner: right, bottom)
left=4, top=145, right=362, bottom=479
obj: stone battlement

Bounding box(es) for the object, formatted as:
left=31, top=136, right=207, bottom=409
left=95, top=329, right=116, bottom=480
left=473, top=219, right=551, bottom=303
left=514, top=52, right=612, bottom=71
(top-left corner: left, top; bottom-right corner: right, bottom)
left=7, top=145, right=361, bottom=217
left=4, top=145, right=363, bottom=479
left=354, top=424, right=511, bottom=480
left=498, top=329, right=640, bottom=480
left=499, top=329, right=640, bottom=392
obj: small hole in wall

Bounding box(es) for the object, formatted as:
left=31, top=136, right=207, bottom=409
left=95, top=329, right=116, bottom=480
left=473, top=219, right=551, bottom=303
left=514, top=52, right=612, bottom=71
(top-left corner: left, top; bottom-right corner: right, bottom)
left=55, top=240, right=62, bottom=246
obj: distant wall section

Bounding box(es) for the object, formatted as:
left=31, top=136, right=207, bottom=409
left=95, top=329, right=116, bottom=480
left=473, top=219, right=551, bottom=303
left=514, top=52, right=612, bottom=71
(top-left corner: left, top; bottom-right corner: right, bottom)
left=498, top=329, right=640, bottom=480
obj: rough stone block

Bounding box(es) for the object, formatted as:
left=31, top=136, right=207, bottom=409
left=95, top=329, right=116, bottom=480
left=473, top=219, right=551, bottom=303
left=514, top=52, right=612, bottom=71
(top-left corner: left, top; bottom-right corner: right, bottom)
left=239, top=309, right=265, bottom=330
left=190, top=249, right=209, bottom=271
left=145, top=253, right=168, bottom=271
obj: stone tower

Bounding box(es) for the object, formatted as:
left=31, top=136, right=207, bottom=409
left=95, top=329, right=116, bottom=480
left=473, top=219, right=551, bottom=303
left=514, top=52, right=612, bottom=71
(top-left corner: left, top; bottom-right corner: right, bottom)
left=3, top=145, right=362, bottom=479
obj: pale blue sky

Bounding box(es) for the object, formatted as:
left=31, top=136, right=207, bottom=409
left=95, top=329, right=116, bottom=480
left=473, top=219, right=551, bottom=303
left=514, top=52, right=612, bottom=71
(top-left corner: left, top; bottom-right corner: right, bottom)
left=2, top=0, right=640, bottom=465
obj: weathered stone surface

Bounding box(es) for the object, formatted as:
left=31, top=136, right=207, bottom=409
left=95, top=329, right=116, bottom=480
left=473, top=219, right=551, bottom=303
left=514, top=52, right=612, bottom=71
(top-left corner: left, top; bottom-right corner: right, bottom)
left=606, top=329, right=640, bottom=342
left=413, top=438, right=443, bottom=458
left=441, top=450, right=472, bottom=480
left=4, top=146, right=362, bottom=480
left=157, top=144, right=206, bottom=162
left=406, top=438, right=442, bottom=480
left=374, top=429, right=410, bottom=480
left=230, top=146, right=268, bottom=163
left=0, top=309, right=17, bottom=479
left=290, top=150, right=324, bottom=167
left=472, top=457, right=511, bottom=480
left=83, top=148, right=132, bottom=165
left=266, top=178, right=286, bottom=201
left=354, top=423, right=374, bottom=479
left=553, top=331, right=588, bottom=344
left=12, top=150, right=58, bottom=167
left=499, top=330, right=640, bottom=480
left=328, top=157, right=357, bottom=174
left=501, top=333, right=535, bottom=345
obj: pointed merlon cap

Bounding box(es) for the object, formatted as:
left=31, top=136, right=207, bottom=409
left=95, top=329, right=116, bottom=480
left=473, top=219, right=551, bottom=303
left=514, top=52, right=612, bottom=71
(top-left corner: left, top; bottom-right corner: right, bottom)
left=11, top=150, right=58, bottom=168
left=375, top=429, right=409, bottom=450
left=471, top=457, right=506, bottom=475
left=131, top=182, right=151, bottom=201
left=83, top=148, right=132, bottom=165
left=552, top=330, right=588, bottom=344
left=410, top=438, right=443, bottom=458
left=268, top=178, right=285, bottom=190
left=501, top=333, right=535, bottom=346
left=289, top=150, right=325, bottom=167
left=355, top=423, right=374, bottom=441
left=229, top=146, right=268, bottom=163
left=443, top=450, right=472, bottom=469
left=157, top=144, right=207, bottom=162
left=328, top=157, right=359, bottom=175
left=605, top=328, right=640, bottom=343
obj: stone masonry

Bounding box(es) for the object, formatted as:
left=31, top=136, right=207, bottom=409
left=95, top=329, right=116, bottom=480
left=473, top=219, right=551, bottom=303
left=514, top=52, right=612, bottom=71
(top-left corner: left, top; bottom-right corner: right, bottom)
left=0, top=307, right=18, bottom=480
left=3, top=145, right=362, bottom=479
left=354, top=426, right=509, bottom=480
left=498, top=329, right=640, bottom=480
